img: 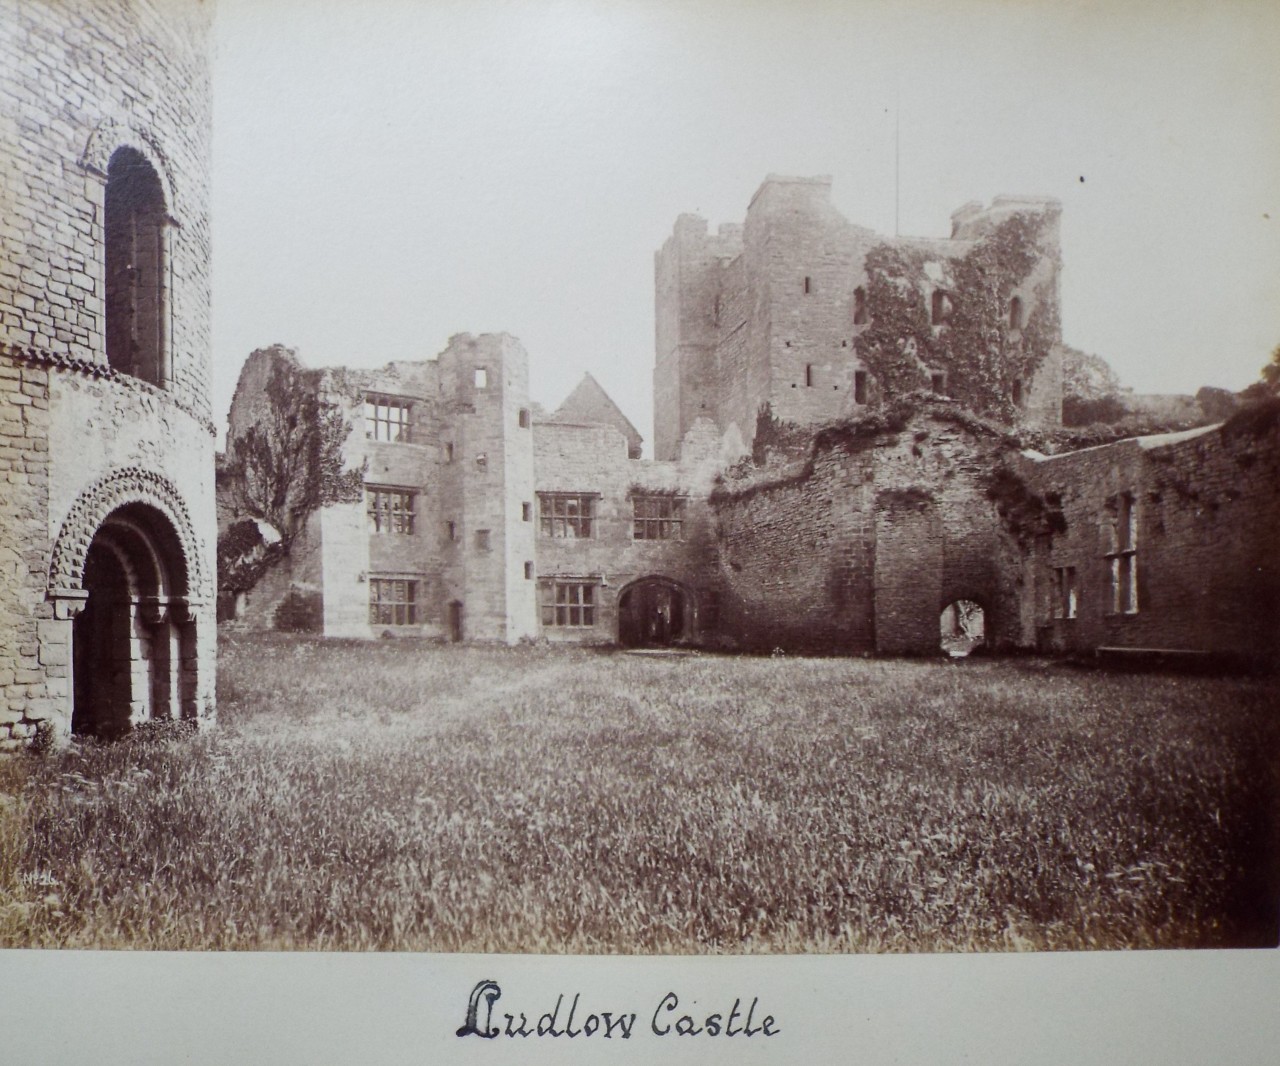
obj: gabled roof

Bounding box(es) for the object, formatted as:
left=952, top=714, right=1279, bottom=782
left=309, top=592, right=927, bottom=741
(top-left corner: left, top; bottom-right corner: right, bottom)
left=551, top=372, right=643, bottom=458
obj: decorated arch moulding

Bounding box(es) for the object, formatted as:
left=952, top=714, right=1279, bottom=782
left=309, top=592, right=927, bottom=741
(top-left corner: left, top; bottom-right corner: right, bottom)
left=48, top=466, right=209, bottom=616
left=79, top=117, right=182, bottom=227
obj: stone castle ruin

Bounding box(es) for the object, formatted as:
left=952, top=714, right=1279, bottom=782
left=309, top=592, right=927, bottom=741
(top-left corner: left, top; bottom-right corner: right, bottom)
left=219, top=176, right=1280, bottom=667
left=1, top=0, right=217, bottom=748
left=1, top=3, right=1274, bottom=756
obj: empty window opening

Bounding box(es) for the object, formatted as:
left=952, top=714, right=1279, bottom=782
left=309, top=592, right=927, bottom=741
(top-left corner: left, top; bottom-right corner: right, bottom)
left=444, top=441, right=454, bottom=463
left=540, top=580, right=596, bottom=628
left=1012, top=378, right=1024, bottom=406
left=524, top=561, right=534, bottom=580
left=474, top=367, right=488, bottom=388
left=930, top=372, right=947, bottom=395
left=1107, top=493, right=1138, bottom=614
left=518, top=407, right=531, bottom=428
left=633, top=495, right=685, bottom=540
left=803, top=276, right=812, bottom=294
left=853, top=286, right=868, bottom=325
left=475, top=529, right=491, bottom=551
left=1052, top=566, right=1078, bottom=619
left=366, top=488, right=416, bottom=534
left=1009, top=295, right=1024, bottom=329
left=854, top=370, right=868, bottom=405
left=522, top=501, right=532, bottom=522
left=940, top=599, right=985, bottom=658
left=105, top=147, right=169, bottom=387
left=539, top=493, right=595, bottom=539
left=369, top=577, right=418, bottom=626
left=446, top=520, right=457, bottom=542
left=931, top=289, right=953, bottom=325
left=365, top=396, right=413, bottom=443
left=805, top=364, right=814, bottom=387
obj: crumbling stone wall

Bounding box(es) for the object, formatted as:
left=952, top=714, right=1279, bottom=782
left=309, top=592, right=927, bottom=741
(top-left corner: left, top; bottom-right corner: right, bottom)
left=1, top=0, right=216, bottom=746
left=711, top=404, right=1039, bottom=655
left=655, top=176, right=1063, bottom=460
left=1022, top=402, right=1280, bottom=663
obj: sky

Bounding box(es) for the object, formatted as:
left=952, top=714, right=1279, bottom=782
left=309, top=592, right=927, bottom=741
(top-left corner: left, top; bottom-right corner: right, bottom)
left=210, top=0, right=1280, bottom=451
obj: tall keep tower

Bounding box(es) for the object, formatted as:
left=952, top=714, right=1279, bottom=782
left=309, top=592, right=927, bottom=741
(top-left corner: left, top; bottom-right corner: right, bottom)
left=0, top=0, right=218, bottom=744
left=654, top=175, right=1063, bottom=459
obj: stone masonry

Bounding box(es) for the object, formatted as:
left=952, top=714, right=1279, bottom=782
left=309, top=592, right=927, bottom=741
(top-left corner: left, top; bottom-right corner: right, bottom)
left=1, top=0, right=217, bottom=747
left=218, top=174, right=1277, bottom=668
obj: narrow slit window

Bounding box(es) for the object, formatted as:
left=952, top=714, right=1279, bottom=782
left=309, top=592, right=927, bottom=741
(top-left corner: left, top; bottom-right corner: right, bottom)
left=853, top=286, right=868, bottom=325
left=803, top=276, right=812, bottom=294
left=1012, top=379, right=1024, bottom=406
left=1009, top=295, right=1024, bottom=329
left=1107, top=493, right=1138, bottom=614
left=931, top=289, right=952, bottom=325
left=805, top=364, right=814, bottom=387
left=854, top=370, right=868, bottom=405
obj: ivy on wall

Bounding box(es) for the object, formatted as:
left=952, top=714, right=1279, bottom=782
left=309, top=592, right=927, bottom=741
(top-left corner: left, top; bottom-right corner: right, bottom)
left=855, top=212, right=1059, bottom=421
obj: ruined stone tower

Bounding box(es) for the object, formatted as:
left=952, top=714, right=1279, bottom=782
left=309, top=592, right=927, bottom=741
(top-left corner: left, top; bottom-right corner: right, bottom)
left=0, top=0, right=217, bottom=744
left=654, top=175, right=1064, bottom=460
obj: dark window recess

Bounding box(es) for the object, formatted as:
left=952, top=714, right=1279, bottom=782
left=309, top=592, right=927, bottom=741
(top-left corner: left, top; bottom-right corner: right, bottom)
left=633, top=495, right=685, bottom=541
left=524, top=561, right=534, bottom=580
left=475, top=529, right=491, bottom=551
left=366, top=488, right=416, bottom=534
left=105, top=147, right=168, bottom=387
left=931, top=373, right=947, bottom=395
left=1012, top=379, right=1024, bottom=405
left=522, top=502, right=532, bottom=522
left=931, top=289, right=953, bottom=325
left=805, top=364, right=814, bottom=387
left=518, top=407, right=531, bottom=428
left=540, top=580, right=596, bottom=627
left=854, top=370, right=868, bottom=405
left=803, top=276, right=812, bottom=294
left=853, top=286, right=868, bottom=325
left=539, top=494, right=595, bottom=539
left=369, top=578, right=417, bottom=626
left=1009, top=295, right=1024, bottom=329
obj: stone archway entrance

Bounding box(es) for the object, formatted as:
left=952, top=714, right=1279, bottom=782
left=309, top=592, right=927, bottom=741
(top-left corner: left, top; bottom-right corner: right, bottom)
left=940, top=599, right=986, bottom=658
left=618, top=578, right=690, bottom=648
left=70, top=503, right=195, bottom=737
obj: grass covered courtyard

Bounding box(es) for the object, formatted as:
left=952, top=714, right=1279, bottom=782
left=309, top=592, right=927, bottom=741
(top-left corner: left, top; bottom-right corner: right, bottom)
left=1, top=633, right=1277, bottom=952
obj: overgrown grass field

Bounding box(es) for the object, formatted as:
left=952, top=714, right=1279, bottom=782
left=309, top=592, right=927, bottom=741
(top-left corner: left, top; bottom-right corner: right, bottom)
left=2, top=634, right=1276, bottom=952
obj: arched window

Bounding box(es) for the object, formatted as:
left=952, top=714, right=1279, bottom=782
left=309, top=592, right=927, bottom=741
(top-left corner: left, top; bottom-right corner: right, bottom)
left=1009, top=295, right=1024, bottom=329
left=104, top=147, right=168, bottom=386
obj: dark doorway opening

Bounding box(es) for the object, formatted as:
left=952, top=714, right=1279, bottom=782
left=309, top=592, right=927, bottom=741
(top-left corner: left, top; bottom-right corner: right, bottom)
left=618, top=578, right=688, bottom=648
left=447, top=600, right=464, bottom=642
left=70, top=504, right=191, bottom=737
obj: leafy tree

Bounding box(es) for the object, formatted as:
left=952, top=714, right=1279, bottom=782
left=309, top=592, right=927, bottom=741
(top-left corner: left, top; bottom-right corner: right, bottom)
left=221, top=348, right=361, bottom=551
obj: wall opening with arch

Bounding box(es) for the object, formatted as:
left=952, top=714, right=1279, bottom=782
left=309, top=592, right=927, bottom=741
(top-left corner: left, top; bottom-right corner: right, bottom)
left=104, top=146, right=169, bottom=387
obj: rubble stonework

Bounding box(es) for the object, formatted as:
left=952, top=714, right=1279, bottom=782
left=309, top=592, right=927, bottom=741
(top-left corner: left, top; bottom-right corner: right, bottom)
left=1, top=0, right=217, bottom=747
left=654, top=176, right=1064, bottom=461
left=218, top=176, right=1278, bottom=667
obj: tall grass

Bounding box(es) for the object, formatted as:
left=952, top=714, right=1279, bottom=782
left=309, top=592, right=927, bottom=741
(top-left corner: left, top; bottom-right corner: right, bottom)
left=1, top=634, right=1276, bottom=952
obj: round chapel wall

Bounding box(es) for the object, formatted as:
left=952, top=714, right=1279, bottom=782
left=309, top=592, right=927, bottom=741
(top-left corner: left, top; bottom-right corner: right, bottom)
left=0, top=0, right=216, bottom=745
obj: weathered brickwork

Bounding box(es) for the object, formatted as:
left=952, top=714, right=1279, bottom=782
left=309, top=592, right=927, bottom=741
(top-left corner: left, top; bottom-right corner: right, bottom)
left=655, top=176, right=1063, bottom=461
left=1, top=0, right=217, bottom=747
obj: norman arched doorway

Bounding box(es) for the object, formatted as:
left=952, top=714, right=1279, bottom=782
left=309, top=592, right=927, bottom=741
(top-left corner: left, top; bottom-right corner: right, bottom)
left=618, top=578, right=691, bottom=648
left=70, top=503, right=194, bottom=737
left=940, top=599, right=986, bottom=658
